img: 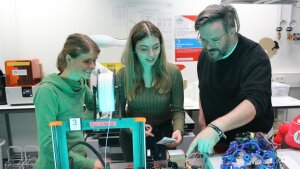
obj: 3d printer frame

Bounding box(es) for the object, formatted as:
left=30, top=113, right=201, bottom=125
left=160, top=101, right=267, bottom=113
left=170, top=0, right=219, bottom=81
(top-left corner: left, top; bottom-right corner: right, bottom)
left=50, top=117, right=146, bottom=169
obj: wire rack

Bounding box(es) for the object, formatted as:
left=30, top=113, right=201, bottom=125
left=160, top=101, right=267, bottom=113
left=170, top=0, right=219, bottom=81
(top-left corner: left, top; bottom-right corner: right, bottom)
left=4, top=145, right=39, bottom=169
left=22, top=145, right=39, bottom=169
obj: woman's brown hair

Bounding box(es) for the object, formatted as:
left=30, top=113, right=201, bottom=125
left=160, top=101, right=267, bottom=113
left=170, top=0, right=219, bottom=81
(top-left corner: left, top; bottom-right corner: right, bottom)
left=121, top=21, right=172, bottom=101
left=56, top=33, right=100, bottom=73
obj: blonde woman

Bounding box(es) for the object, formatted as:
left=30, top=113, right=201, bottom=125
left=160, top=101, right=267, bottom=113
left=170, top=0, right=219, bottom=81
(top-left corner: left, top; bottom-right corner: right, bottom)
left=117, top=21, right=185, bottom=161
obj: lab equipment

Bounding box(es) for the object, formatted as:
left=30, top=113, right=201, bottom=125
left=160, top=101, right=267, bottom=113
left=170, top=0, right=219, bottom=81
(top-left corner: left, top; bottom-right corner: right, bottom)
left=4, top=59, right=42, bottom=105
left=221, top=132, right=282, bottom=169
left=50, top=118, right=146, bottom=169
left=0, top=69, right=7, bottom=105
left=5, top=59, right=42, bottom=87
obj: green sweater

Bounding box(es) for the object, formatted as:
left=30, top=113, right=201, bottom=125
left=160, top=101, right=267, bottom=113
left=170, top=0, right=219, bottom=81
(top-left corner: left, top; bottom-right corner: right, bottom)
left=34, top=73, right=95, bottom=169
left=117, top=63, right=185, bottom=133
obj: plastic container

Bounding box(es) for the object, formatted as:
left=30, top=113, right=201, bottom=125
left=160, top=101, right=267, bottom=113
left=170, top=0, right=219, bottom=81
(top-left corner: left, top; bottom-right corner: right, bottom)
left=272, top=82, right=290, bottom=97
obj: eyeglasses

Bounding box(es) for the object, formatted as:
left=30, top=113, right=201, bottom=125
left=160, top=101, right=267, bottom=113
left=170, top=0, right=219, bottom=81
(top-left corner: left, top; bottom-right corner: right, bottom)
left=136, top=44, right=161, bottom=55
left=197, top=32, right=227, bottom=46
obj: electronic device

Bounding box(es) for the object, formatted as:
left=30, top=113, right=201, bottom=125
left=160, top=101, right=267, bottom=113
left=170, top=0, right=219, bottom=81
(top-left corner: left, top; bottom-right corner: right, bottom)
left=4, top=59, right=42, bottom=105
left=0, top=69, right=7, bottom=105
left=5, top=85, right=38, bottom=105
left=166, top=149, right=186, bottom=168
left=5, top=59, right=42, bottom=87
left=221, top=132, right=282, bottom=169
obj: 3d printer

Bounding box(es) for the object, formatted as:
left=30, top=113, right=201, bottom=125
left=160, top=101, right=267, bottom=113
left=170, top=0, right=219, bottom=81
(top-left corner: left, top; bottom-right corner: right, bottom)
left=50, top=72, right=147, bottom=169
left=5, top=59, right=42, bottom=105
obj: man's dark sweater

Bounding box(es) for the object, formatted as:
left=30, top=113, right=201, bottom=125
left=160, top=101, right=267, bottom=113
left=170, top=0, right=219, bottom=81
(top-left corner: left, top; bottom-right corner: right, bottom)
left=197, top=33, right=274, bottom=142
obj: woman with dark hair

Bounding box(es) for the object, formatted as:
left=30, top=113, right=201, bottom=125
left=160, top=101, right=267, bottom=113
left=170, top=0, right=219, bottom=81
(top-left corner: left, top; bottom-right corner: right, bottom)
left=117, top=21, right=185, bottom=161
left=34, top=33, right=104, bottom=169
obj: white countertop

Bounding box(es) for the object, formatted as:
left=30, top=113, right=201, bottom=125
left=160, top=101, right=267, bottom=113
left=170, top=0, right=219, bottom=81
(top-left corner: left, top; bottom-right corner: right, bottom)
left=272, top=96, right=300, bottom=108
left=1, top=95, right=300, bottom=111
left=0, top=104, right=35, bottom=110
left=184, top=95, right=300, bottom=111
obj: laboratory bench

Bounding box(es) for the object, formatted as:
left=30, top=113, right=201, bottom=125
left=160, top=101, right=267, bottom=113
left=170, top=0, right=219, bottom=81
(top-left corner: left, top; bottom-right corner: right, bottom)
left=0, top=104, right=36, bottom=147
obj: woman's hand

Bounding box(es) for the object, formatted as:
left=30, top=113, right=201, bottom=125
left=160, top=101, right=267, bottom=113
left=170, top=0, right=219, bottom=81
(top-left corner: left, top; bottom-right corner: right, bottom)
left=166, top=130, right=182, bottom=148
left=145, top=124, right=154, bottom=137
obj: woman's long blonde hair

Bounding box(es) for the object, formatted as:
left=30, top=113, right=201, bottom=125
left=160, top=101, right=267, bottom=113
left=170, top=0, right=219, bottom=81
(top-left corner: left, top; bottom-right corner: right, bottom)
left=121, top=21, right=172, bottom=101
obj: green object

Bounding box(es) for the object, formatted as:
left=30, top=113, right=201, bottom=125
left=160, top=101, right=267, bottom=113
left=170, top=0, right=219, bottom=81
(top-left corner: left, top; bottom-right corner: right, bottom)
left=50, top=117, right=146, bottom=169
left=34, top=73, right=96, bottom=169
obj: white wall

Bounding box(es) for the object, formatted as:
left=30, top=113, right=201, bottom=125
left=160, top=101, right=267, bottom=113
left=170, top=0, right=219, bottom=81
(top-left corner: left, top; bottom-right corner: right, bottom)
left=271, top=5, right=300, bottom=74
left=0, top=0, right=128, bottom=76
left=1, top=0, right=300, bottom=83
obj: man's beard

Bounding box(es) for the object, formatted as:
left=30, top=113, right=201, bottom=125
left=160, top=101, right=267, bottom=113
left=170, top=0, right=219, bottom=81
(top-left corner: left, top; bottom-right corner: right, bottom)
left=204, top=42, right=230, bottom=62
left=205, top=48, right=226, bottom=62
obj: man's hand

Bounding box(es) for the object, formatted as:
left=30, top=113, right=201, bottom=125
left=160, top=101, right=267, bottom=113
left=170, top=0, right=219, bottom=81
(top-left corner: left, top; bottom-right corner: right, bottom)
left=186, top=126, right=220, bottom=155
left=166, top=130, right=182, bottom=148
left=94, top=160, right=104, bottom=169
left=94, top=158, right=113, bottom=169
left=145, top=124, right=154, bottom=137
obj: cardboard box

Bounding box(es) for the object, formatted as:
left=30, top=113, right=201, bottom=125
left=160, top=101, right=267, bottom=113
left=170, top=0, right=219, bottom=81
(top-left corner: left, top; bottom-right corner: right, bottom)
left=166, top=149, right=186, bottom=168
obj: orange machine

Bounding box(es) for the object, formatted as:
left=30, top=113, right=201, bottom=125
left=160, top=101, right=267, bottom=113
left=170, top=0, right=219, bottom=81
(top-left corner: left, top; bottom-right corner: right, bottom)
left=4, top=59, right=42, bottom=105
left=5, top=59, right=42, bottom=87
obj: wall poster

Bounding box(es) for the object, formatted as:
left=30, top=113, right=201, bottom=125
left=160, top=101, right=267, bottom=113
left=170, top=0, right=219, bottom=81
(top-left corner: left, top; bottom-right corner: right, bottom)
left=174, top=15, right=202, bottom=62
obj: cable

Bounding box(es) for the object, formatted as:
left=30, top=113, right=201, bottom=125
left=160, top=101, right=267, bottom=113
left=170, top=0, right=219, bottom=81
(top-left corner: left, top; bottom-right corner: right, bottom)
left=51, top=127, right=61, bottom=169
left=103, top=112, right=113, bottom=169
left=68, top=141, right=105, bottom=168
left=186, top=152, right=200, bottom=159
left=93, top=86, right=98, bottom=119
